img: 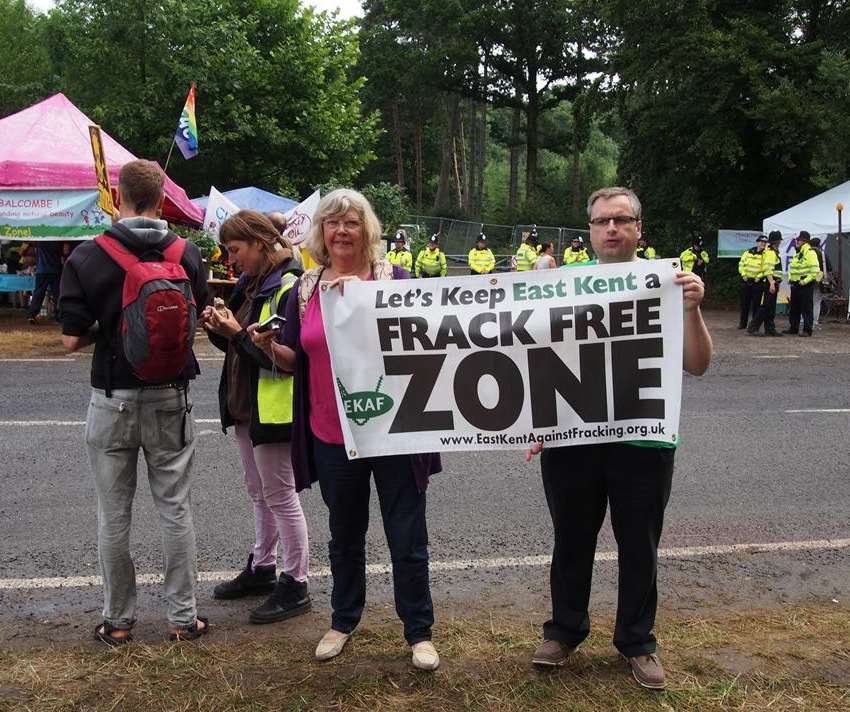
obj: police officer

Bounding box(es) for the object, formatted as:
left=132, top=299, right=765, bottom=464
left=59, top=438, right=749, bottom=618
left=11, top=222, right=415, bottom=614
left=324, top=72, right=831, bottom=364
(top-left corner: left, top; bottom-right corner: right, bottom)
left=737, top=235, right=768, bottom=329
left=747, top=231, right=784, bottom=337
left=783, top=230, right=821, bottom=337
left=387, top=230, right=413, bottom=272
left=416, top=234, right=447, bottom=278
left=563, top=236, right=591, bottom=265
left=680, top=236, right=709, bottom=280
left=515, top=228, right=538, bottom=271
left=635, top=236, right=656, bottom=259
left=468, top=233, right=495, bottom=275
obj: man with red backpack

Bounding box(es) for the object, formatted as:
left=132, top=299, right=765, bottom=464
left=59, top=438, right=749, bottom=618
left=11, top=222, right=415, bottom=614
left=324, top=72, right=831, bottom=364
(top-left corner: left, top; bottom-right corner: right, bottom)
left=59, top=160, right=209, bottom=645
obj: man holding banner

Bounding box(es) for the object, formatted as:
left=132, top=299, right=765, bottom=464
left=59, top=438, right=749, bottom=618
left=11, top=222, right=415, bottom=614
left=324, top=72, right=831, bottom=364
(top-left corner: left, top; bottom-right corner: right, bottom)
left=527, top=187, right=712, bottom=690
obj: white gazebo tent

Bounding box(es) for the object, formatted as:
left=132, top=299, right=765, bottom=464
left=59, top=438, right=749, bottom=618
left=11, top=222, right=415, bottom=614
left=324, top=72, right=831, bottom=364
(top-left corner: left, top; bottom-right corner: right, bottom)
left=763, top=179, right=850, bottom=239
left=763, top=179, right=850, bottom=307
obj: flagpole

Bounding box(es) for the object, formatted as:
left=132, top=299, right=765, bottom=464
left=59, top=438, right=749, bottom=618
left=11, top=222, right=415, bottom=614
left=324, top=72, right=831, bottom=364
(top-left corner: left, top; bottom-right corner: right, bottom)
left=163, top=137, right=177, bottom=174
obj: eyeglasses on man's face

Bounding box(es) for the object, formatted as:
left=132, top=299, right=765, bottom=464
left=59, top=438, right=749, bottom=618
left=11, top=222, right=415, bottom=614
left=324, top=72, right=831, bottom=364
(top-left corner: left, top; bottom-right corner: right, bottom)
left=588, top=215, right=639, bottom=227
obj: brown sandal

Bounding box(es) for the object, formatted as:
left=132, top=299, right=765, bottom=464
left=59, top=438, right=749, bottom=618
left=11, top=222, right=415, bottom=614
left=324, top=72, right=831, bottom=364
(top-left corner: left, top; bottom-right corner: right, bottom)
left=168, top=616, right=210, bottom=642
left=94, top=622, right=133, bottom=646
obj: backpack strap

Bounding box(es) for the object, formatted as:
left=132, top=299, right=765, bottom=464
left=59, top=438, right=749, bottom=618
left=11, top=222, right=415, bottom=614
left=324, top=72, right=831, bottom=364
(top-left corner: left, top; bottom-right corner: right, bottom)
left=162, top=236, right=187, bottom=264
left=94, top=234, right=140, bottom=272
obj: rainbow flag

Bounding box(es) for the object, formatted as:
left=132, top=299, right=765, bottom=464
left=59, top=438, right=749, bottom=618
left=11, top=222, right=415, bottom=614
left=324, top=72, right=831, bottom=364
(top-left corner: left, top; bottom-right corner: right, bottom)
left=174, top=82, right=199, bottom=160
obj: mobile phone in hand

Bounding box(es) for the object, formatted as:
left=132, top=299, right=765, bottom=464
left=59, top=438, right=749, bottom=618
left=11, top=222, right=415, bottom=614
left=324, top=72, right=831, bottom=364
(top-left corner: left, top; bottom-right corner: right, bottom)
left=256, top=314, right=286, bottom=333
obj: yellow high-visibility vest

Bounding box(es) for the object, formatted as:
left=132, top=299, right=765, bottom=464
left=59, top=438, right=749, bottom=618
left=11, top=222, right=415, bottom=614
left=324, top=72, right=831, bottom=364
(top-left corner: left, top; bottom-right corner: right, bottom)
left=738, top=249, right=765, bottom=280
left=387, top=248, right=413, bottom=272
left=515, top=243, right=537, bottom=271
left=680, top=248, right=709, bottom=272
left=788, top=243, right=821, bottom=285
left=416, top=248, right=446, bottom=277
left=563, top=247, right=590, bottom=265
left=256, top=273, right=297, bottom=426
left=468, top=248, right=495, bottom=274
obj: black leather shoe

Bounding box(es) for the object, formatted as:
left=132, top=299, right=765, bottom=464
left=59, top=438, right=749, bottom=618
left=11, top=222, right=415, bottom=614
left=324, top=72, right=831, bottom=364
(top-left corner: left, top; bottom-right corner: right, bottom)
left=781, top=329, right=797, bottom=334
left=799, top=332, right=812, bottom=337
left=737, top=324, right=748, bottom=329
left=766, top=331, right=784, bottom=337
left=213, top=554, right=276, bottom=599
left=250, top=573, right=311, bottom=624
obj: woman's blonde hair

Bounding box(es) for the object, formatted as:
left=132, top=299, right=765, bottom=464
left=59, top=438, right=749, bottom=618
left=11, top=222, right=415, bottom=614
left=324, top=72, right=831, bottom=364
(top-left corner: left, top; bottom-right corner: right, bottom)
left=303, top=188, right=383, bottom=267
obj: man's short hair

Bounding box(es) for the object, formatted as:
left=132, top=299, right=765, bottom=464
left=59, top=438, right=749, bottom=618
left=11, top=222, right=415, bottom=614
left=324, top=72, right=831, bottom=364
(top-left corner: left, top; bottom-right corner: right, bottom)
left=118, top=160, right=165, bottom=213
left=586, top=186, right=642, bottom=220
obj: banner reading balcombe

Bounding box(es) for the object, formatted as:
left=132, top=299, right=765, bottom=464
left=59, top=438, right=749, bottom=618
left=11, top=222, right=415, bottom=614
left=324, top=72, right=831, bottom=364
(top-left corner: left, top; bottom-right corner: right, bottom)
left=320, top=259, right=684, bottom=458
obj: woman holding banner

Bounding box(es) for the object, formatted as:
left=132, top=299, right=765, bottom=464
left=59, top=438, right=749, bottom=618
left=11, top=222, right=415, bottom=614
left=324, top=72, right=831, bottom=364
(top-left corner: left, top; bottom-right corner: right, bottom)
left=200, top=210, right=311, bottom=624
left=250, top=189, right=442, bottom=671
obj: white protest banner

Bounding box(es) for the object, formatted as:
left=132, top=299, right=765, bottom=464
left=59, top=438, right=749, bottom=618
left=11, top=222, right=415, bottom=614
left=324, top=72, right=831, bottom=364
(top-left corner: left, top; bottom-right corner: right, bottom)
left=203, top=186, right=239, bottom=241
left=320, top=259, right=684, bottom=459
left=282, top=190, right=320, bottom=246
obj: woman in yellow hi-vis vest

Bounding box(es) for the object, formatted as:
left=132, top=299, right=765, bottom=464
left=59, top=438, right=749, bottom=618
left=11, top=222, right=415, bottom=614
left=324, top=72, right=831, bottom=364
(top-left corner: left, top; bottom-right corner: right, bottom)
left=201, top=209, right=310, bottom=625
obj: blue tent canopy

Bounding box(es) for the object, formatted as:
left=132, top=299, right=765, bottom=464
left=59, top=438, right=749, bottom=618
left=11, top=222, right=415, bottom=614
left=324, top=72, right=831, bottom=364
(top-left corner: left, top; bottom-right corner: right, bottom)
left=192, top=186, right=298, bottom=214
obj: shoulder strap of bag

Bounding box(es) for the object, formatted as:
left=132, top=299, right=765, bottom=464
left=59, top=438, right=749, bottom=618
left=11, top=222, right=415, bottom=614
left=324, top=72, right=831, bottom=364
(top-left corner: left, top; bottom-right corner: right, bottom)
left=94, top=234, right=139, bottom=272
left=298, top=267, right=324, bottom=320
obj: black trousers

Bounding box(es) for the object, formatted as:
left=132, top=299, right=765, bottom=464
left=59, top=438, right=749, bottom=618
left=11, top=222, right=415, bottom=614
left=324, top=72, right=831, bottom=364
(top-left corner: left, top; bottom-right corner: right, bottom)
left=27, top=272, right=61, bottom=319
left=738, top=281, right=765, bottom=327
left=312, top=438, right=433, bottom=644
left=788, top=282, right=815, bottom=334
left=540, top=443, right=674, bottom=657
left=749, top=285, right=778, bottom=333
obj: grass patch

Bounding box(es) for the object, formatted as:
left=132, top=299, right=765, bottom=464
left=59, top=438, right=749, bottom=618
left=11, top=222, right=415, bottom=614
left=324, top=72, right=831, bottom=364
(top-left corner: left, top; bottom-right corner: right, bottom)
left=0, top=606, right=847, bottom=711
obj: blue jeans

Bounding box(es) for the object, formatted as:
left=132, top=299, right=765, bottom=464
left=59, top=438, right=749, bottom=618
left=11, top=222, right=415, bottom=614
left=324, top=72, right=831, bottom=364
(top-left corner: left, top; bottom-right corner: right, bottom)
left=312, top=438, right=433, bottom=644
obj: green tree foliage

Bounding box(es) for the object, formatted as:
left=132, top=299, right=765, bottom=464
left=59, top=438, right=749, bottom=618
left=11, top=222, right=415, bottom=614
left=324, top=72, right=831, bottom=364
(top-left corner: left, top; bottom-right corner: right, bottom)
left=38, top=0, right=378, bottom=199
left=603, top=0, right=850, bottom=245
left=361, top=182, right=410, bottom=233
left=0, top=0, right=54, bottom=117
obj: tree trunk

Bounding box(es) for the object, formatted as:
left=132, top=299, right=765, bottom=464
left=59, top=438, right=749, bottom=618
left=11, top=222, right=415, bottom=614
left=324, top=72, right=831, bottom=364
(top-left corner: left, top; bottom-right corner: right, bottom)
left=509, top=105, right=521, bottom=212
left=570, top=125, right=582, bottom=220
left=456, top=103, right=468, bottom=211
left=466, top=96, right=477, bottom=215
left=475, top=96, right=488, bottom=216
left=434, top=94, right=461, bottom=214
left=414, top=120, right=423, bottom=213
left=525, top=90, right=538, bottom=207
left=390, top=101, right=405, bottom=188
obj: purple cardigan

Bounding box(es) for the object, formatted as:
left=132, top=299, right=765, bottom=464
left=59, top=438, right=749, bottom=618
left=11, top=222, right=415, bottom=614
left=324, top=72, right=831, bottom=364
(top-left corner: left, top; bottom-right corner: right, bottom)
left=281, top=265, right=442, bottom=493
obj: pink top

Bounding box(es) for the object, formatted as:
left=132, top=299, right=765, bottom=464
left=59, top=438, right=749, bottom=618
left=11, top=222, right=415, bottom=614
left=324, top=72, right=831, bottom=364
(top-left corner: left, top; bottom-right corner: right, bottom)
left=300, top=289, right=345, bottom=444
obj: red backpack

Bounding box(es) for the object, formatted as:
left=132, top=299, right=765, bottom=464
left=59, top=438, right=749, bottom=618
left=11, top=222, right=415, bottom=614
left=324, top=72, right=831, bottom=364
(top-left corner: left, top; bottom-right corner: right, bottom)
left=95, top=231, right=197, bottom=383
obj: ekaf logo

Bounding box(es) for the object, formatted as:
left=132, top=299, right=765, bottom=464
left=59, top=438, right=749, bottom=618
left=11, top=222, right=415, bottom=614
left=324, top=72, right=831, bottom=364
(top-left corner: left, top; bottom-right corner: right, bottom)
left=337, top=376, right=394, bottom=426
left=157, top=305, right=179, bottom=312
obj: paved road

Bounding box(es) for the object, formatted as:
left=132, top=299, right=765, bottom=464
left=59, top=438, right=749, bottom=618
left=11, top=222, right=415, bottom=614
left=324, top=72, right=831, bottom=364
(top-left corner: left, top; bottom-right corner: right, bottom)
left=1, top=311, right=848, bottom=644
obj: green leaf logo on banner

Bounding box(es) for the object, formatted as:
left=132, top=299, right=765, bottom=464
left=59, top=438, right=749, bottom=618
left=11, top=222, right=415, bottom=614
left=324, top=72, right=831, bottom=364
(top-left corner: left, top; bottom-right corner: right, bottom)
left=337, top=376, right=394, bottom=426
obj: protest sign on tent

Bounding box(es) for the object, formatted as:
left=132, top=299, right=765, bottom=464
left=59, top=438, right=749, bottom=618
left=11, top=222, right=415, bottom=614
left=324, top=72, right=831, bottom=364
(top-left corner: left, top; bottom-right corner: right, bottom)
left=203, top=186, right=239, bottom=241
left=282, top=190, right=320, bottom=246
left=321, top=259, right=683, bottom=459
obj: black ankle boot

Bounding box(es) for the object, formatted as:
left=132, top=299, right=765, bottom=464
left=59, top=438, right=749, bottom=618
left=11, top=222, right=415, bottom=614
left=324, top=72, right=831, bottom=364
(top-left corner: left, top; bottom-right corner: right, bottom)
left=249, top=573, right=311, bottom=624
left=212, top=554, right=276, bottom=599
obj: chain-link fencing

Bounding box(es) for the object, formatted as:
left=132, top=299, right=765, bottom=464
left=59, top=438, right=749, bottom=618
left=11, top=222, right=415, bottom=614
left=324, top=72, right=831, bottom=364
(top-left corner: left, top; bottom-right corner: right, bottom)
left=395, top=216, right=592, bottom=273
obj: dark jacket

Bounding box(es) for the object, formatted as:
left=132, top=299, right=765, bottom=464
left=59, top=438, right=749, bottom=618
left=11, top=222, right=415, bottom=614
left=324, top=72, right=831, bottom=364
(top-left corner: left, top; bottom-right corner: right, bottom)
left=59, top=219, right=208, bottom=391
left=207, top=259, right=303, bottom=446
left=281, top=265, right=442, bottom=493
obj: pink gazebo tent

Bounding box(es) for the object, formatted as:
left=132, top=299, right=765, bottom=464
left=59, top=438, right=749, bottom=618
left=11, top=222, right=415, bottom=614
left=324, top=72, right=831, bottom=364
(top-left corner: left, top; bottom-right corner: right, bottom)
left=0, top=93, right=203, bottom=225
